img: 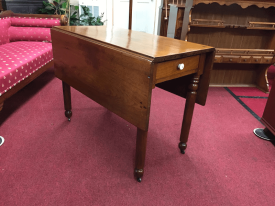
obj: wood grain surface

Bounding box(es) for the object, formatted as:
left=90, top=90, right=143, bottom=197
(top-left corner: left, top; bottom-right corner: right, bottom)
left=51, top=29, right=154, bottom=131
left=53, top=26, right=213, bottom=63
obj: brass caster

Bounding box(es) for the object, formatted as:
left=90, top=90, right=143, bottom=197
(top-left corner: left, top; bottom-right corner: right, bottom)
left=65, top=110, right=72, bottom=120
left=178, top=142, right=187, bottom=154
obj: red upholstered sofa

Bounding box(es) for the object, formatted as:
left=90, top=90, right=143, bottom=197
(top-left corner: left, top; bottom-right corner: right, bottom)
left=0, top=10, right=67, bottom=112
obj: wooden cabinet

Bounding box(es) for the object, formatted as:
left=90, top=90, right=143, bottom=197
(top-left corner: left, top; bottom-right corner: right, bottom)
left=160, top=0, right=275, bottom=93
left=4, top=0, right=44, bottom=14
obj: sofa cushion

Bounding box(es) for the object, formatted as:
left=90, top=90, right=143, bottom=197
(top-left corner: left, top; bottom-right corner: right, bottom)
left=0, top=41, right=53, bottom=96
left=11, top=17, right=61, bottom=27
left=9, top=27, right=52, bottom=42
left=0, top=17, right=11, bottom=46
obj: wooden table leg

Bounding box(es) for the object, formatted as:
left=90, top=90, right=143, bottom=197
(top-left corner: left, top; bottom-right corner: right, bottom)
left=62, top=81, right=72, bottom=121
left=179, top=74, right=200, bottom=154
left=134, top=128, right=148, bottom=182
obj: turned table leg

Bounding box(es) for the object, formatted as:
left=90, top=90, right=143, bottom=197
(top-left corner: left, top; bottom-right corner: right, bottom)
left=62, top=81, right=72, bottom=121
left=179, top=74, right=200, bottom=154
left=134, top=128, right=148, bottom=182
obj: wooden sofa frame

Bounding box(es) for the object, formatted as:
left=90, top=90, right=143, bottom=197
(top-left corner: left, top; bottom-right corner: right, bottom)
left=0, top=10, right=67, bottom=112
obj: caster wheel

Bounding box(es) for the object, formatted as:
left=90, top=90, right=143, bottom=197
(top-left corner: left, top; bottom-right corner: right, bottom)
left=137, top=178, right=142, bottom=182
left=68, top=118, right=71, bottom=122
left=181, top=150, right=185, bottom=154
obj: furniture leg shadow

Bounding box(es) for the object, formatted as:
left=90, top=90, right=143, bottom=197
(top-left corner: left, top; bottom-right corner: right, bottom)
left=62, top=81, right=72, bottom=121
left=0, top=102, right=3, bottom=112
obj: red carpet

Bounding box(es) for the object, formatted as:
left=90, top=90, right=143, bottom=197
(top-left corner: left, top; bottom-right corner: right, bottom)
left=0, top=68, right=275, bottom=205
left=239, top=98, right=267, bottom=118
left=228, top=87, right=269, bottom=97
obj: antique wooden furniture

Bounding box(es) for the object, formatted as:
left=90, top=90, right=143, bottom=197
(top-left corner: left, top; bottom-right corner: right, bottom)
left=0, top=11, right=67, bottom=112
left=51, top=26, right=214, bottom=182
left=254, top=77, right=275, bottom=141
left=160, top=0, right=275, bottom=93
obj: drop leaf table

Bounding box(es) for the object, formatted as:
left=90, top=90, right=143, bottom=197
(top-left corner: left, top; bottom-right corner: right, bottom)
left=51, top=26, right=215, bottom=182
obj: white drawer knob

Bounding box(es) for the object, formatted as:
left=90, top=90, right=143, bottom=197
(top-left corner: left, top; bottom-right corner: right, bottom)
left=178, top=63, right=184, bottom=70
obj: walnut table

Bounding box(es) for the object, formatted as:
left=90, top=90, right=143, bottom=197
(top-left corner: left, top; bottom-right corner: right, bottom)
left=51, top=26, right=215, bottom=182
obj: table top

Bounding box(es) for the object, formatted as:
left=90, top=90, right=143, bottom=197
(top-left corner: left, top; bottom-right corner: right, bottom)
left=53, top=26, right=214, bottom=62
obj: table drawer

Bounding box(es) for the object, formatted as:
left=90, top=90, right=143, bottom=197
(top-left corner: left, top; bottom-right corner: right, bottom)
left=155, top=55, right=200, bottom=83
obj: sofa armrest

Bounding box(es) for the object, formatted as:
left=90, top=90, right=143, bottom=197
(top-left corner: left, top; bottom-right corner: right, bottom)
left=60, top=15, right=68, bottom=26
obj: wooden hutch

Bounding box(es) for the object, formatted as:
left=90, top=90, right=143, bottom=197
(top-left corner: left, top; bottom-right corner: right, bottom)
left=160, top=0, right=275, bottom=93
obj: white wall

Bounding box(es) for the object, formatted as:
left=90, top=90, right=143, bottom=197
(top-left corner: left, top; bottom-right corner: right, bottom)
left=108, top=0, right=162, bottom=34
left=50, top=0, right=162, bottom=35
left=70, top=0, right=79, bottom=5
left=48, top=0, right=79, bottom=5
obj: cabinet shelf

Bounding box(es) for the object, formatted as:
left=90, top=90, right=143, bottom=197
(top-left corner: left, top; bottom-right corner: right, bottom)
left=248, top=22, right=275, bottom=30
left=190, top=19, right=275, bottom=30
left=191, top=19, right=225, bottom=28
left=216, top=48, right=274, bottom=55
left=214, top=48, right=274, bottom=64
